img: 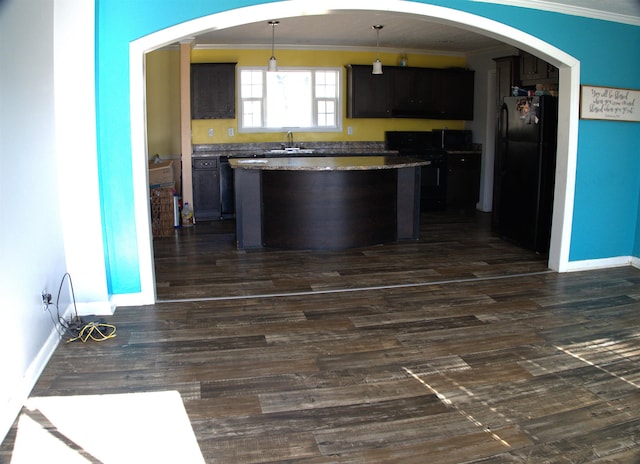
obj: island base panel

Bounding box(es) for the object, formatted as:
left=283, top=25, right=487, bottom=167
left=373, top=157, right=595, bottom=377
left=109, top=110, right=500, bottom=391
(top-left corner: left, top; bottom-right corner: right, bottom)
left=262, top=170, right=397, bottom=250
left=234, top=169, right=263, bottom=248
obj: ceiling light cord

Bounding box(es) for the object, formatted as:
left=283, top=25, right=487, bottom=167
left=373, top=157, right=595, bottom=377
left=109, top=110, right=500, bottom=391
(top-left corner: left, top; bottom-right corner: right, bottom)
left=268, top=20, right=279, bottom=72
left=372, top=25, right=384, bottom=75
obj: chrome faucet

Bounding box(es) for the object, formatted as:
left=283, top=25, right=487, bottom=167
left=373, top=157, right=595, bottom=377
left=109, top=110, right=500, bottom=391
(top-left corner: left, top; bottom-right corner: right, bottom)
left=286, top=131, right=294, bottom=148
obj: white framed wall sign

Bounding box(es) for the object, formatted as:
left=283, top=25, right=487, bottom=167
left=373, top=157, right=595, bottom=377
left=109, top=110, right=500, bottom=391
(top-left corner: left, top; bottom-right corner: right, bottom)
left=580, top=85, right=640, bottom=122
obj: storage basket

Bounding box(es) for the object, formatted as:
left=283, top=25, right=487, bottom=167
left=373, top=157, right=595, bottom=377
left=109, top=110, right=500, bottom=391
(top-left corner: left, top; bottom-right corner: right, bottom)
left=150, top=187, right=175, bottom=237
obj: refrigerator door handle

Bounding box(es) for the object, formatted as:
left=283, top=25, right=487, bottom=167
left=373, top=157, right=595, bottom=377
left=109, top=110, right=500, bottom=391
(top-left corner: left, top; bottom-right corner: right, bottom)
left=499, top=102, right=509, bottom=172
left=499, top=102, right=509, bottom=139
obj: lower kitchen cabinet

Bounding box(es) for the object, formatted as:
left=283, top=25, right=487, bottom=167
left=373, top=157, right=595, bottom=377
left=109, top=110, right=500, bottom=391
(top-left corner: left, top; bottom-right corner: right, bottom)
left=446, top=153, right=481, bottom=209
left=192, top=157, right=220, bottom=221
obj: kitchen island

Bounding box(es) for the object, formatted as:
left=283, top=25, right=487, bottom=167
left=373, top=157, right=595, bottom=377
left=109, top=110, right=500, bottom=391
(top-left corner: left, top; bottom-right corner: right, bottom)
left=229, top=156, right=429, bottom=250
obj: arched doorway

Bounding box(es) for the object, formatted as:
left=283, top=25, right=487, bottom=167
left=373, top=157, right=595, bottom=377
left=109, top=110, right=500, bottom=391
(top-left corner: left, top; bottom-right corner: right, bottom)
left=128, top=1, right=579, bottom=303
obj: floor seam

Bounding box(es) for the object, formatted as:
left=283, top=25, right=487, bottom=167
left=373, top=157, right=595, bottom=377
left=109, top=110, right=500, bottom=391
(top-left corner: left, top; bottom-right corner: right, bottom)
left=156, top=269, right=554, bottom=304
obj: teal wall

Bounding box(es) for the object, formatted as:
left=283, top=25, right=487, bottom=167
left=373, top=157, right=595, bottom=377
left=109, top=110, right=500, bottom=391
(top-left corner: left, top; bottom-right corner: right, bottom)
left=96, top=0, right=640, bottom=294
left=636, top=186, right=640, bottom=258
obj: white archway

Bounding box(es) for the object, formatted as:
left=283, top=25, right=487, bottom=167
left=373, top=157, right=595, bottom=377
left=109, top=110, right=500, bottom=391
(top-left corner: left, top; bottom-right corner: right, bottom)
left=128, top=0, right=580, bottom=304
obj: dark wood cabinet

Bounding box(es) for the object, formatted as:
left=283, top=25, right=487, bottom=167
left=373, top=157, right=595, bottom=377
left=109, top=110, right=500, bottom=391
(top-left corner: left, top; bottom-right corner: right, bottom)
left=519, top=51, right=547, bottom=81
left=446, top=153, right=481, bottom=209
left=346, top=65, right=394, bottom=118
left=519, top=51, right=558, bottom=85
left=191, top=63, right=236, bottom=119
left=192, top=157, right=220, bottom=221
left=347, top=65, right=474, bottom=120
left=438, top=69, right=475, bottom=120
left=392, top=67, right=439, bottom=118
left=494, top=56, right=520, bottom=107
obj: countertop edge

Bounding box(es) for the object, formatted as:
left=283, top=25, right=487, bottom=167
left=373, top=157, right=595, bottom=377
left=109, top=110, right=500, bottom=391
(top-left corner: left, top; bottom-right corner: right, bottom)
left=229, top=156, right=430, bottom=171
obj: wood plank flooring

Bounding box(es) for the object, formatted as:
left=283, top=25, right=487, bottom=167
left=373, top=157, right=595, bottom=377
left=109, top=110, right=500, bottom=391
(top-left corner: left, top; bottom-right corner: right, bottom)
left=2, top=211, right=640, bottom=463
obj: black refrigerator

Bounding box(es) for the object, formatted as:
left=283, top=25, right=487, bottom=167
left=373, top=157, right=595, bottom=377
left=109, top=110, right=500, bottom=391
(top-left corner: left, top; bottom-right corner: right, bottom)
left=494, top=95, right=558, bottom=254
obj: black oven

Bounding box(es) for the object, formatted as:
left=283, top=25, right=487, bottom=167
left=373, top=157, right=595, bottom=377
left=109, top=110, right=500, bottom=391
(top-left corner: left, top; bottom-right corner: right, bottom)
left=385, top=131, right=446, bottom=211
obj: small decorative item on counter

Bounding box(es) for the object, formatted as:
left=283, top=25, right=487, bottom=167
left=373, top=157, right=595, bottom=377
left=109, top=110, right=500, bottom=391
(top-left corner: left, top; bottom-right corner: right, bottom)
left=511, top=86, right=530, bottom=96
left=181, top=202, right=194, bottom=227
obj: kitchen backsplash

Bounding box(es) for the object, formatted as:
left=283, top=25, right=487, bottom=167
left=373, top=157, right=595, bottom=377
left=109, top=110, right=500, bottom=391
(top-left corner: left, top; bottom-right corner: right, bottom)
left=193, top=141, right=387, bottom=154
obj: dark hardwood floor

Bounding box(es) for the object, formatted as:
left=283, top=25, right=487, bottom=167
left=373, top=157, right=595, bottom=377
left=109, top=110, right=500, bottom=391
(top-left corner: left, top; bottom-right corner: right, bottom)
left=3, top=211, right=640, bottom=462
left=153, top=211, right=551, bottom=301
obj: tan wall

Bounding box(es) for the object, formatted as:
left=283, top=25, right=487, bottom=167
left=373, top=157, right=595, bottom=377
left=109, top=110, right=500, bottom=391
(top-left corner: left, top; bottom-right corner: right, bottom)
left=146, top=49, right=181, bottom=158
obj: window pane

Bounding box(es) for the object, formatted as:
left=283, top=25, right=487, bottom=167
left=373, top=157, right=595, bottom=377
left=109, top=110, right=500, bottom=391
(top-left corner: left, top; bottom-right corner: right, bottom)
left=317, top=100, right=336, bottom=127
left=315, top=71, right=337, bottom=98
left=242, top=100, right=262, bottom=127
left=240, top=70, right=262, bottom=98
left=265, top=71, right=312, bottom=127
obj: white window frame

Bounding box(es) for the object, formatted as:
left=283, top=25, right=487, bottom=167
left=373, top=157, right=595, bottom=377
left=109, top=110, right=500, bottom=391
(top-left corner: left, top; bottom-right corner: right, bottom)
left=238, top=66, right=342, bottom=133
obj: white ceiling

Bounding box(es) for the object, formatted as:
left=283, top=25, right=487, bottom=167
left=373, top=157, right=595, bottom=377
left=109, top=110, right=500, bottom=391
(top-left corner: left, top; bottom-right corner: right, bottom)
left=190, top=1, right=640, bottom=55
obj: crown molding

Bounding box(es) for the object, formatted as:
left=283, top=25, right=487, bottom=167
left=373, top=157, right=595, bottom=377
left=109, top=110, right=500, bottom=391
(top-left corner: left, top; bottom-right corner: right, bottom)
left=472, top=0, right=640, bottom=26
left=192, top=43, right=470, bottom=57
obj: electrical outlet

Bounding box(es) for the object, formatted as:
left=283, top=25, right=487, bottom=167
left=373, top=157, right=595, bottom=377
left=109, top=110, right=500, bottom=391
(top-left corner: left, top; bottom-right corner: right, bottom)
left=208, top=128, right=214, bottom=137
left=41, top=290, right=52, bottom=311
left=227, top=128, right=234, bottom=137
left=347, top=126, right=353, bottom=135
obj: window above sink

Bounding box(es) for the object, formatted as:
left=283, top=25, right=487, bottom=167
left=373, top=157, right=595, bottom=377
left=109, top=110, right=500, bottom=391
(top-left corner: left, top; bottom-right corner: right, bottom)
left=238, top=67, right=342, bottom=133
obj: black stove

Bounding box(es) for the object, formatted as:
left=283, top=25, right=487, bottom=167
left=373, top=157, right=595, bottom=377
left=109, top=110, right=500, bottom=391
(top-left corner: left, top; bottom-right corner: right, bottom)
left=384, top=131, right=444, bottom=158
left=385, top=131, right=446, bottom=211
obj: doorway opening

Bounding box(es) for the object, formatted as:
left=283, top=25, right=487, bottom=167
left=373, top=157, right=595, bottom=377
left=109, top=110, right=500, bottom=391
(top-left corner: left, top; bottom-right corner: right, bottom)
left=130, top=2, right=579, bottom=304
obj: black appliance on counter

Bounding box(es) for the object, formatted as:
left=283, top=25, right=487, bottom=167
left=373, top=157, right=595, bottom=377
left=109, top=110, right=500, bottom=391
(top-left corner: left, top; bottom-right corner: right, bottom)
left=385, top=131, right=446, bottom=211
left=495, top=95, right=558, bottom=253
left=432, top=129, right=473, bottom=151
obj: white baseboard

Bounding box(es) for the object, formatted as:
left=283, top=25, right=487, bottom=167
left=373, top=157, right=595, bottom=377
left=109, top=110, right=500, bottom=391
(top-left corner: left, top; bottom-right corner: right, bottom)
left=0, top=304, right=75, bottom=443
left=563, top=256, right=635, bottom=272
left=110, top=291, right=154, bottom=307
left=69, top=301, right=116, bottom=316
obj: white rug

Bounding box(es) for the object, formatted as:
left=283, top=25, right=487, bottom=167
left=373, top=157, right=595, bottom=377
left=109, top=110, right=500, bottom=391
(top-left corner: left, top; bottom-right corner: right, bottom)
left=11, top=391, right=205, bottom=464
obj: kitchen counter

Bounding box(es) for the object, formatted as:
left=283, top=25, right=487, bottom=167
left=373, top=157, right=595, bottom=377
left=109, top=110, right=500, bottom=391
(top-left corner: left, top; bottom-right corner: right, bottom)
left=231, top=155, right=427, bottom=250
left=228, top=155, right=427, bottom=171
left=192, top=142, right=398, bottom=158
left=444, top=150, right=482, bottom=155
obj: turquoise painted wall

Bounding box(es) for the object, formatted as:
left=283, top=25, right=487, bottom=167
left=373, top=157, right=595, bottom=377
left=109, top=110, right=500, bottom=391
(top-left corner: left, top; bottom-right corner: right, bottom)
left=636, top=189, right=640, bottom=258
left=96, top=0, right=640, bottom=294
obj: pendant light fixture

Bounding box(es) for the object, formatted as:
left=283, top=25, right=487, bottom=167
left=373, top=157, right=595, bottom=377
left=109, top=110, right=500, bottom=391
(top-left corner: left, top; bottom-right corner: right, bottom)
left=268, top=20, right=279, bottom=72
left=372, top=25, right=384, bottom=75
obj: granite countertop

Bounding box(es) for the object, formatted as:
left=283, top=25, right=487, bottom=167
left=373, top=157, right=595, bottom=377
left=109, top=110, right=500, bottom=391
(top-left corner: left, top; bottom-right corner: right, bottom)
left=229, top=156, right=430, bottom=171
left=445, top=150, right=482, bottom=155
left=192, top=142, right=397, bottom=158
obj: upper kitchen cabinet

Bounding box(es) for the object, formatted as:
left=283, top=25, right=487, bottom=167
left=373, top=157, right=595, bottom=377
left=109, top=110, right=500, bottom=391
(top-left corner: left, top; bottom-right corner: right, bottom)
left=519, top=51, right=558, bottom=85
left=392, top=67, right=439, bottom=118
left=494, top=56, right=520, bottom=107
left=346, top=65, right=474, bottom=120
left=191, top=63, right=236, bottom=119
left=346, top=65, right=394, bottom=118
left=437, top=68, right=474, bottom=120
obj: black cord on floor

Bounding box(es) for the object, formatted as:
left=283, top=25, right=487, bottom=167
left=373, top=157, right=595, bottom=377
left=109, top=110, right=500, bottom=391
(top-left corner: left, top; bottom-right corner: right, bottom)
left=45, top=272, right=116, bottom=342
